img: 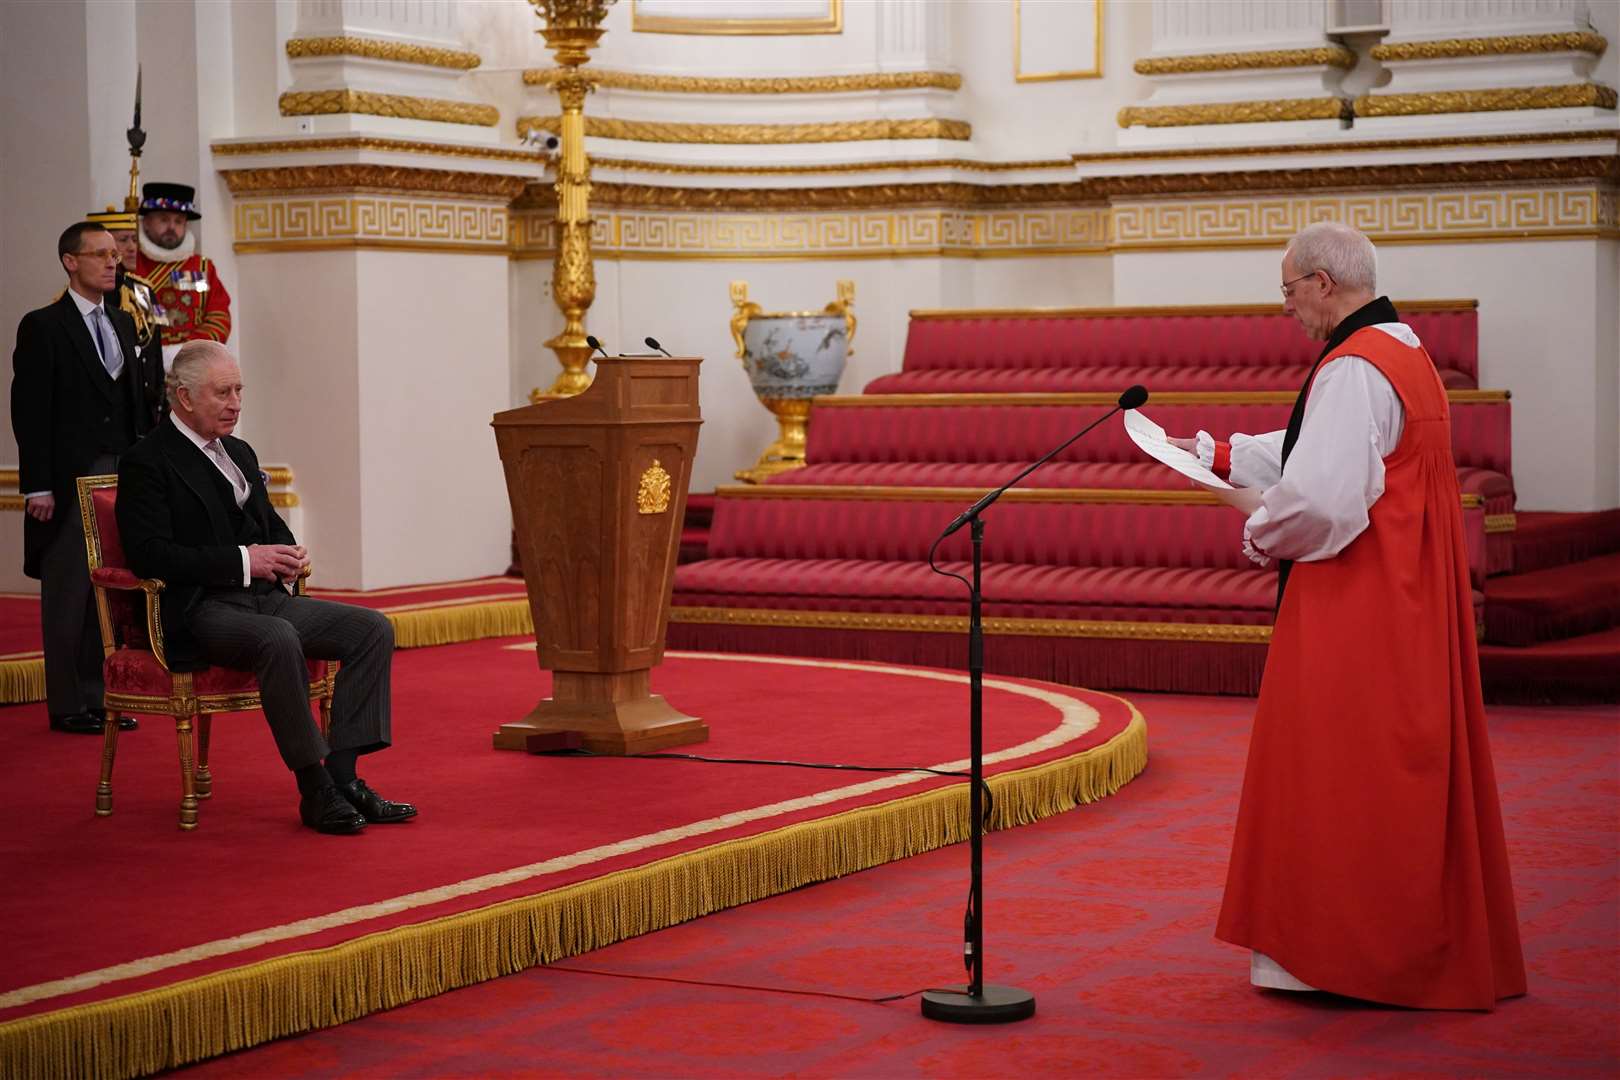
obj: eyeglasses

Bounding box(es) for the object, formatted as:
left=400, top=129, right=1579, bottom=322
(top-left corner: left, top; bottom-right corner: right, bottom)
left=72, top=248, right=121, bottom=263
left=1280, top=270, right=1325, bottom=298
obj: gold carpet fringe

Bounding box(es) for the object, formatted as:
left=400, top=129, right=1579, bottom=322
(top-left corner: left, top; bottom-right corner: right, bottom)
left=0, top=657, right=44, bottom=705
left=383, top=600, right=533, bottom=649
left=0, top=711, right=1146, bottom=1080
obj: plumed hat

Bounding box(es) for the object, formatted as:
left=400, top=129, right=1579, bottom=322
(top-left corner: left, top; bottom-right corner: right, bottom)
left=139, top=182, right=201, bottom=220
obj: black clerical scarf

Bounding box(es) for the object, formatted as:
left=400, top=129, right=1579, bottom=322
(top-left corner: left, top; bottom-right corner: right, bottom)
left=1274, top=295, right=1401, bottom=605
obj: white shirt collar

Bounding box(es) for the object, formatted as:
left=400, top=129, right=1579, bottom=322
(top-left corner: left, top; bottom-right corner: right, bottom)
left=170, top=411, right=218, bottom=452
left=65, top=285, right=105, bottom=319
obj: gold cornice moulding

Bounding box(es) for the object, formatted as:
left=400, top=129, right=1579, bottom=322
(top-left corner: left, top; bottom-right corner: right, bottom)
left=279, top=89, right=499, bottom=127
left=517, top=115, right=971, bottom=144
left=537, top=179, right=1097, bottom=212
left=1072, top=130, right=1620, bottom=164
left=589, top=156, right=1072, bottom=176
left=212, top=136, right=543, bottom=163
left=222, top=164, right=527, bottom=200
left=284, top=35, right=482, bottom=70
left=1119, top=98, right=1351, bottom=128
left=1134, top=46, right=1354, bottom=76
left=523, top=68, right=962, bottom=94
left=1371, top=31, right=1607, bottom=62
left=1355, top=84, right=1619, bottom=117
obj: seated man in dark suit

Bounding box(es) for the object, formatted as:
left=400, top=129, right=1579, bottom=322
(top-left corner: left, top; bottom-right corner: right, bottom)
left=117, top=340, right=417, bottom=834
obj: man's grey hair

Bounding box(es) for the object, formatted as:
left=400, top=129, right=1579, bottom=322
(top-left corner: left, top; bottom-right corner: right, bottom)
left=166, top=340, right=234, bottom=406
left=1286, top=222, right=1377, bottom=293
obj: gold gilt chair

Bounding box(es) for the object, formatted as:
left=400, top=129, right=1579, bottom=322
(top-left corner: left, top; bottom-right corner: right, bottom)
left=76, top=474, right=335, bottom=830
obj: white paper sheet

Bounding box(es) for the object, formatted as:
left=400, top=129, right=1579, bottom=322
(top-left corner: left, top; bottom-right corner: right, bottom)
left=1123, top=409, right=1233, bottom=490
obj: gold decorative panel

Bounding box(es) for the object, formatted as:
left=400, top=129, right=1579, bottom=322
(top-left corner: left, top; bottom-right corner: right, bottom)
left=517, top=116, right=971, bottom=144
left=523, top=68, right=961, bottom=93
left=631, top=0, right=841, bottom=35
left=284, top=36, right=481, bottom=70
left=278, top=89, right=499, bottom=127
left=234, top=197, right=510, bottom=252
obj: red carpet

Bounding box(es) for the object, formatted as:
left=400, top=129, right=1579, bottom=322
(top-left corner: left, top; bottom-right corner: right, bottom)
left=176, top=694, right=1620, bottom=1078
left=0, top=642, right=1144, bottom=1076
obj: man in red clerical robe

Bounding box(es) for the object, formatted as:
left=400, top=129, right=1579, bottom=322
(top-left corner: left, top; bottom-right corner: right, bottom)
left=1185, top=222, right=1525, bottom=1010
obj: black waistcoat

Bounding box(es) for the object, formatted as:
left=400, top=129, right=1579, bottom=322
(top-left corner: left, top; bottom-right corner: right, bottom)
left=1273, top=296, right=1401, bottom=607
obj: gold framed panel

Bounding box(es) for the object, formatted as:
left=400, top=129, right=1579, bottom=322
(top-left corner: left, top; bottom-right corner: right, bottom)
left=1015, top=0, right=1103, bottom=83
left=631, top=0, right=842, bottom=36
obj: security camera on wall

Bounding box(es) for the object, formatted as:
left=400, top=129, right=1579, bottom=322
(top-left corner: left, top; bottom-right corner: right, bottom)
left=522, top=129, right=560, bottom=166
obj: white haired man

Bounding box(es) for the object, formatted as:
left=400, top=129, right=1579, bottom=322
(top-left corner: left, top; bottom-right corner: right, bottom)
left=1180, top=222, right=1525, bottom=1008
left=116, top=342, right=415, bottom=834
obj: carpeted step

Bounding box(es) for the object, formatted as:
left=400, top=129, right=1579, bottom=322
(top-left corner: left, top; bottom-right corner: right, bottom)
left=1511, top=509, right=1620, bottom=574
left=1484, top=552, right=1620, bottom=646
left=1480, top=625, right=1620, bottom=705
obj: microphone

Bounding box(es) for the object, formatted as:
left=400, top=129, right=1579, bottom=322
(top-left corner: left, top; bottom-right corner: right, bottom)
left=939, top=385, right=1149, bottom=540
left=644, top=336, right=674, bottom=357
left=585, top=335, right=609, bottom=359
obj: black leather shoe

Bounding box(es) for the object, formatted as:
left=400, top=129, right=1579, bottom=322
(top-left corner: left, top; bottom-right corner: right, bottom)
left=299, top=786, right=367, bottom=835
left=93, top=709, right=139, bottom=731
left=49, top=712, right=105, bottom=735
left=341, top=778, right=417, bottom=824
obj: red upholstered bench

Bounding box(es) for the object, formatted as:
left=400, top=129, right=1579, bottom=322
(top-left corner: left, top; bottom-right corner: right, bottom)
left=866, top=301, right=1479, bottom=395
left=785, top=392, right=1515, bottom=582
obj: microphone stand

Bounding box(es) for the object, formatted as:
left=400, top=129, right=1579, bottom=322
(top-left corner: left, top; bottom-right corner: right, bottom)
left=921, top=392, right=1141, bottom=1025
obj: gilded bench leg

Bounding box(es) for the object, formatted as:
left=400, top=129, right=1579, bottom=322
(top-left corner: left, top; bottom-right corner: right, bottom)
left=176, top=714, right=199, bottom=830
left=95, top=709, right=121, bottom=816
left=194, top=713, right=213, bottom=799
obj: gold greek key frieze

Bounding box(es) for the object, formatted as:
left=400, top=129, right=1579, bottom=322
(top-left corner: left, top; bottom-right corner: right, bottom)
left=1355, top=84, right=1618, bottom=117
left=517, top=115, right=971, bottom=144
left=233, top=197, right=509, bottom=249
left=524, top=68, right=961, bottom=93
left=669, top=605, right=1273, bottom=644
left=1119, top=97, right=1350, bottom=128
left=285, top=35, right=482, bottom=70
left=279, top=89, right=499, bottom=127
left=1109, top=187, right=1615, bottom=249
left=637, top=460, right=672, bottom=515
left=212, top=137, right=543, bottom=163
left=1134, top=46, right=1354, bottom=76
left=222, top=165, right=527, bottom=200
left=1371, top=31, right=1607, bottom=62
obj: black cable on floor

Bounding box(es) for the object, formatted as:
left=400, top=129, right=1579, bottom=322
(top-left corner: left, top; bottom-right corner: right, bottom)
left=543, top=964, right=952, bottom=1005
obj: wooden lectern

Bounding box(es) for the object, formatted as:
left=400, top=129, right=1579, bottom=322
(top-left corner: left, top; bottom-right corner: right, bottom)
left=490, top=356, right=707, bottom=754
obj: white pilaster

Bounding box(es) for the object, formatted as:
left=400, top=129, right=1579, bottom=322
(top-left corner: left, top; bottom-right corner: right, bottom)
left=1118, top=0, right=1352, bottom=147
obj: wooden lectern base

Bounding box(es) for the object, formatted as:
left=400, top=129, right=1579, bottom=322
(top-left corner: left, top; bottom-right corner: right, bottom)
left=492, top=670, right=708, bottom=755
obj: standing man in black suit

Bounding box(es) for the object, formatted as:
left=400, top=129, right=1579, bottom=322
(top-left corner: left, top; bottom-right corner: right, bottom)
left=11, top=222, right=153, bottom=734
left=117, top=341, right=417, bottom=834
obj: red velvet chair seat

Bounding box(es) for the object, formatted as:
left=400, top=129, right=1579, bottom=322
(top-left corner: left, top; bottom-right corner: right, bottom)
left=673, top=557, right=1278, bottom=625
left=104, top=648, right=328, bottom=698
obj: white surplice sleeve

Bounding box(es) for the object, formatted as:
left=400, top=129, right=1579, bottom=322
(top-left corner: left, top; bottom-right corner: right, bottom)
left=1241, top=355, right=1405, bottom=566
left=1195, top=429, right=1286, bottom=489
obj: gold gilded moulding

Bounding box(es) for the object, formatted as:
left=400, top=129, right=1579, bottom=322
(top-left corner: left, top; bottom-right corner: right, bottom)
left=523, top=68, right=961, bottom=94
left=587, top=156, right=1071, bottom=176
left=516, top=115, right=970, bottom=145
left=1134, top=46, right=1354, bottom=76
left=1355, top=84, right=1619, bottom=118
left=284, top=35, right=481, bottom=70
left=279, top=89, right=499, bottom=127
left=222, top=164, right=528, bottom=200
left=1119, top=97, right=1351, bottom=128
left=1371, top=31, right=1607, bottom=62
left=212, top=136, right=544, bottom=164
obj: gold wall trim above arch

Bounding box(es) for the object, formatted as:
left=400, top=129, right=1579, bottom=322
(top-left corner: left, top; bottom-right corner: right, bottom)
left=284, top=35, right=482, bottom=70
left=221, top=164, right=527, bottom=200
left=1072, top=130, right=1620, bottom=164
left=589, top=156, right=1072, bottom=176
left=1354, top=84, right=1618, bottom=118
left=516, top=115, right=971, bottom=144
left=1119, top=97, right=1351, bottom=128
left=1371, top=31, right=1608, bottom=62
left=279, top=90, right=499, bottom=127
left=630, top=0, right=841, bottom=35
left=523, top=68, right=961, bottom=94
left=557, top=179, right=1093, bottom=212
left=1134, top=46, right=1355, bottom=76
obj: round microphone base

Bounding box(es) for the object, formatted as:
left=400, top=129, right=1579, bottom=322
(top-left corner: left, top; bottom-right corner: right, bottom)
left=920, top=984, right=1036, bottom=1024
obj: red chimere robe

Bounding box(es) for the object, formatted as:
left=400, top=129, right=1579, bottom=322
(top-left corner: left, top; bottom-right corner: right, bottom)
left=1215, top=325, right=1526, bottom=1010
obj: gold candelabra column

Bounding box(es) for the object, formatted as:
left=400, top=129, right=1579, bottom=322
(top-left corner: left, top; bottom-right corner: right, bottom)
left=528, top=0, right=615, bottom=401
